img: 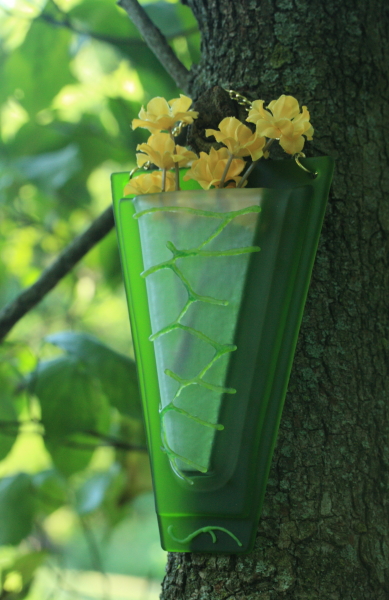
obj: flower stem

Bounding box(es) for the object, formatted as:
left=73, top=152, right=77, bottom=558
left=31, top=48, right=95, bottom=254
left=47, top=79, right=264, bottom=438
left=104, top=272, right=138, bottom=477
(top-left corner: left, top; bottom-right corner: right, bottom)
left=174, top=162, right=180, bottom=191
left=219, top=153, right=234, bottom=188
left=237, top=138, right=275, bottom=188
left=236, top=161, right=255, bottom=189
left=162, top=168, right=167, bottom=192
left=170, top=130, right=180, bottom=191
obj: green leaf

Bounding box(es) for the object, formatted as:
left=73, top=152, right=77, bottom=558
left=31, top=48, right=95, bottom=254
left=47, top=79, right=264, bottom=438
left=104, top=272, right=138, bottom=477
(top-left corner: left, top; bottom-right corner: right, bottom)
left=2, top=21, right=76, bottom=116
left=31, top=355, right=111, bottom=475
left=4, top=551, right=47, bottom=588
left=75, top=463, right=122, bottom=515
left=15, top=144, right=81, bottom=191
left=33, top=355, right=110, bottom=437
left=131, top=48, right=179, bottom=99
left=98, top=229, right=123, bottom=289
left=45, top=439, right=95, bottom=478
left=68, top=0, right=140, bottom=39
left=6, top=121, right=70, bottom=160
left=32, top=470, right=68, bottom=513
left=0, top=473, right=34, bottom=545
left=0, top=395, right=18, bottom=461
left=45, top=332, right=142, bottom=419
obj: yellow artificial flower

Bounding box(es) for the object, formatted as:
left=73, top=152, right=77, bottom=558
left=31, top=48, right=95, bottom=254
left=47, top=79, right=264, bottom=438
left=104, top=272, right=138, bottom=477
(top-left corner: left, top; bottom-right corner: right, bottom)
left=206, top=117, right=266, bottom=161
left=247, top=95, right=314, bottom=155
left=183, top=147, right=246, bottom=190
left=123, top=171, right=176, bottom=196
left=132, top=95, right=199, bottom=132
left=136, top=133, right=197, bottom=170
left=276, top=106, right=314, bottom=154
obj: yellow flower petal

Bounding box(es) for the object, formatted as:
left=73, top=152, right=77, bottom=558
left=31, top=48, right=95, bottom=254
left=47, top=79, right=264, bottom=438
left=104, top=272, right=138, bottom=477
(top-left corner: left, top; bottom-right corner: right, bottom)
left=146, top=97, right=170, bottom=116
left=291, top=106, right=313, bottom=136
left=206, top=117, right=266, bottom=160
left=123, top=171, right=175, bottom=195
left=247, top=95, right=313, bottom=155
left=169, top=95, right=193, bottom=115
left=136, top=132, right=176, bottom=169
left=254, top=121, right=279, bottom=139
left=279, top=134, right=305, bottom=155
left=183, top=147, right=245, bottom=189
left=173, top=145, right=198, bottom=167
left=135, top=134, right=198, bottom=170
left=247, top=100, right=270, bottom=125
left=267, top=95, right=300, bottom=120
left=132, top=118, right=163, bottom=132
left=136, top=154, right=150, bottom=168
left=305, top=123, right=314, bottom=140
left=132, top=95, right=198, bottom=132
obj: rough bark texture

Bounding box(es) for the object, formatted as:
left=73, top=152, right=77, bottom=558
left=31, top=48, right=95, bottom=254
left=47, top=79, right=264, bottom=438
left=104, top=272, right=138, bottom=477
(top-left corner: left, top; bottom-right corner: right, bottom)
left=160, top=0, right=389, bottom=598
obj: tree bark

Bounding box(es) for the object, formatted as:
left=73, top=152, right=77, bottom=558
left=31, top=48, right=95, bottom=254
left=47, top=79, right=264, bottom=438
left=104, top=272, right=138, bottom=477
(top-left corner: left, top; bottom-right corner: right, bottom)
left=161, top=0, right=389, bottom=598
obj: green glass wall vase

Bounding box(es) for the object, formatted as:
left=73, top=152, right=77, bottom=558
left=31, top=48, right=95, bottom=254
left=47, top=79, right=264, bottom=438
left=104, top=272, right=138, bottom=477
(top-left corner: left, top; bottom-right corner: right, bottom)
left=111, top=156, right=334, bottom=553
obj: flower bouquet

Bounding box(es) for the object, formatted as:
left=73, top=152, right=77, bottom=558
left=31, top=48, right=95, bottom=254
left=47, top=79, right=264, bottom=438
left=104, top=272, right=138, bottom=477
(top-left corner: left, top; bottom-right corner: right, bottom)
left=111, top=92, right=334, bottom=553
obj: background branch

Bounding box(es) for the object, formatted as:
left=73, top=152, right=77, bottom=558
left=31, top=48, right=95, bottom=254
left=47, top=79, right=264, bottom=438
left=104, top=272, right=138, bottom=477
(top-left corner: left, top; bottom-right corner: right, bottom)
left=0, top=206, right=115, bottom=342
left=39, top=12, right=198, bottom=46
left=0, top=420, right=147, bottom=452
left=117, top=0, right=190, bottom=92
left=2, top=6, right=198, bottom=49
left=1, top=1, right=195, bottom=76
left=0, top=0, right=193, bottom=343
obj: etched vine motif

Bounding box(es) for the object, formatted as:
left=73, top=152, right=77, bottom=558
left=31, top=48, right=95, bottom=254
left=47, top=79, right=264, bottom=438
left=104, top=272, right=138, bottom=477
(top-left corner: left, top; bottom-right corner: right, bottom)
left=134, top=204, right=261, bottom=482
left=168, top=524, right=243, bottom=547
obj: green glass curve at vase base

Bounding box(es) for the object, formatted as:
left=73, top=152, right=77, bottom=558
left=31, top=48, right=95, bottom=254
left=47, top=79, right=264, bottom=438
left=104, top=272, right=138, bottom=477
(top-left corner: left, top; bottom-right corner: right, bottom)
left=111, top=156, right=334, bottom=553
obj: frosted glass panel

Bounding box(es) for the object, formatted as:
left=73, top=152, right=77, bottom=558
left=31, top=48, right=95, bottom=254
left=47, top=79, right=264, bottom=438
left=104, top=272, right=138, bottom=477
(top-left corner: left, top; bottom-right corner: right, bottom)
left=133, top=189, right=262, bottom=479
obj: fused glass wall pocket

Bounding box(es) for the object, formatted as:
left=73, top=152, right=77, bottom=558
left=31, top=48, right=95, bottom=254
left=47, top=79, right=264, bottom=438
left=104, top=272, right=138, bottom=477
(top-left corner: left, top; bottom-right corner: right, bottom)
left=111, top=156, right=334, bottom=553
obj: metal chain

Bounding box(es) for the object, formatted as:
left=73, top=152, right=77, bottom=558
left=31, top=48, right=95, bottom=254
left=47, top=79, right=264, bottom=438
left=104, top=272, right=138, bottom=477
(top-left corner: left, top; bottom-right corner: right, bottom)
left=225, top=89, right=253, bottom=112
left=171, top=121, right=184, bottom=137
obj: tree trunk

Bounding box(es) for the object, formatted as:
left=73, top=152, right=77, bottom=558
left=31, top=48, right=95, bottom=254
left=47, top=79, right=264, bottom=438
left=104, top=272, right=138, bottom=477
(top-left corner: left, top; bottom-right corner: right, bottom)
left=160, top=0, right=389, bottom=598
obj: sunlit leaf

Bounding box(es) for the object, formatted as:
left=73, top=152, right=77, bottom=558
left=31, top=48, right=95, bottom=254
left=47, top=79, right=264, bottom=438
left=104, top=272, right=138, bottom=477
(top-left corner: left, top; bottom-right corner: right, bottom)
left=3, top=551, right=47, bottom=588
left=45, top=332, right=142, bottom=419
left=68, top=0, right=140, bottom=39
left=2, top=21, right=76, bottom=116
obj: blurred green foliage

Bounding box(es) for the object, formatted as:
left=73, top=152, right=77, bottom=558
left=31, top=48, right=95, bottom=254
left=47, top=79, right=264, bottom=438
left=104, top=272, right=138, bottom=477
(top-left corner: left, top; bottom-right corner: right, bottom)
left=0, top=0, right=199, bottom=596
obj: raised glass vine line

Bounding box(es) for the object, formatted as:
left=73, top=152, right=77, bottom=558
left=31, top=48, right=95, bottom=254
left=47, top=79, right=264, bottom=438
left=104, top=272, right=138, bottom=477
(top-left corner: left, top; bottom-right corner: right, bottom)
left=134, top=204, right=261, bottom=483
left=168, top=524, right=243, bottom=547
